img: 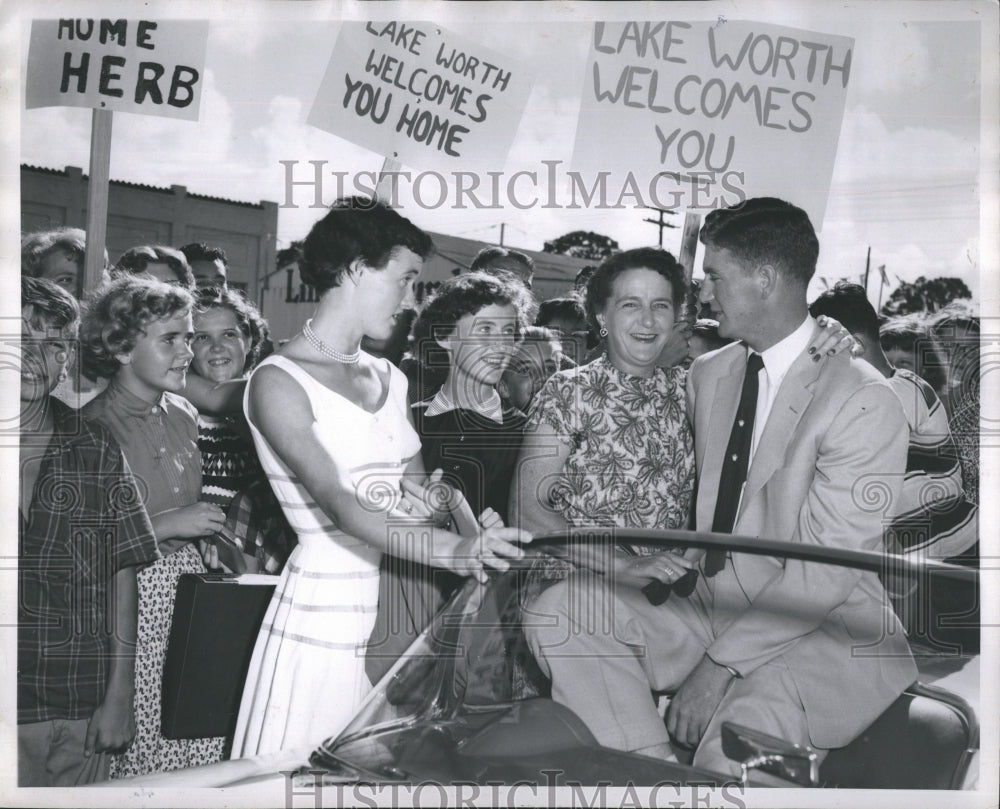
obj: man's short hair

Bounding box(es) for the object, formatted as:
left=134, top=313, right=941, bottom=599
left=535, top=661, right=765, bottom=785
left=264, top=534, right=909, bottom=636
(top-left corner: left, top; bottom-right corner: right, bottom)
left=471, top=246, right=534, bottom=274
left=180, top=242, right=229, bottom=267
left=809, top=282, right=880, bottom=341
left=700, top=197, right=819, bottom=286
left=470, top=247, right=535, bottom=289
left=114, top=245, right=196, bottom=289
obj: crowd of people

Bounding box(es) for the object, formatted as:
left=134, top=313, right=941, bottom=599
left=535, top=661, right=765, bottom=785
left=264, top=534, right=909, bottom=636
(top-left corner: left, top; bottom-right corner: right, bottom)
left=18, top=197, right=980, bottom=786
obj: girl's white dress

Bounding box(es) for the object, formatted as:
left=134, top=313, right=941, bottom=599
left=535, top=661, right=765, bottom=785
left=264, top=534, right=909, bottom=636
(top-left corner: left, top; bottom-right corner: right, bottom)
left=231, top=354, right=420, bottom=757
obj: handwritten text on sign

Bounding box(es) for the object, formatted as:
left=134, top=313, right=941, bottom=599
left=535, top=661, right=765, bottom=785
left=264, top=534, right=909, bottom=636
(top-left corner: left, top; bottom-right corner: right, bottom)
left=26, top=19, right=208, bottom=120
left=572, top=20, right=854, bottom=225
left=308, top=22, right=533, bottom=172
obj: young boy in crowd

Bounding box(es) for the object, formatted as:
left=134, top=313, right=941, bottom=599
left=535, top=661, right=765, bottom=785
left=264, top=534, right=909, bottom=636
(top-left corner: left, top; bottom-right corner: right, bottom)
left=810, top=283, right=978, bottom=650
left=499, top=325, right=566, bottom=414
left=18, top=278, right=159, bottom=786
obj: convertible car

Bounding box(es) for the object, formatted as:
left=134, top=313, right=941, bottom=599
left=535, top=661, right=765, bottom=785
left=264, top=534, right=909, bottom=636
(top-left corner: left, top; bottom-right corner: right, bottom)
left=113, top=529, right=982, bottom=794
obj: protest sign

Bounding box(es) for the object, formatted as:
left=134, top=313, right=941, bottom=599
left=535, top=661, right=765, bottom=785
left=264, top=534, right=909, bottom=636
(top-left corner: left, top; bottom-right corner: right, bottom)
left=308, top=21, right=533, bottom=173
left=573, top=20, right=855, bottom=226
left=26, top=18, right=209, bottom=120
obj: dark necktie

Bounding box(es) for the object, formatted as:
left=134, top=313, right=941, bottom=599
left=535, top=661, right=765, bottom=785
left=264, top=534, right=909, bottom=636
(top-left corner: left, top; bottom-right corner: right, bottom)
left=706, top=351, right=765, bottom=576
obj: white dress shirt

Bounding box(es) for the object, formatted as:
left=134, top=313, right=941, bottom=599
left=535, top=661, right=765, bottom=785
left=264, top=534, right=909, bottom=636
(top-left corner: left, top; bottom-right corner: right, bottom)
left=749, top=315, right=817, bottom=463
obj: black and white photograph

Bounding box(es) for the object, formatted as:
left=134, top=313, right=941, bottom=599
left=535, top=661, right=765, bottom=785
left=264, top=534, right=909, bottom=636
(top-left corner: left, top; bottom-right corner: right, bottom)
left=2, top=1, right=997, bottom=806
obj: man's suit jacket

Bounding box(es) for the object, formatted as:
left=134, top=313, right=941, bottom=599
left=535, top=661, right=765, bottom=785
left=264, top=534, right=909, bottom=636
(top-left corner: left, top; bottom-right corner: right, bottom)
left=686, top=328, right=917, bottom=748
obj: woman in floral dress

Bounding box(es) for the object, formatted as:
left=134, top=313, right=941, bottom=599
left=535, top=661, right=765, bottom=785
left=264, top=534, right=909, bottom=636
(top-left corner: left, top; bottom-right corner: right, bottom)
left=513, top=248, right=698, bottom=586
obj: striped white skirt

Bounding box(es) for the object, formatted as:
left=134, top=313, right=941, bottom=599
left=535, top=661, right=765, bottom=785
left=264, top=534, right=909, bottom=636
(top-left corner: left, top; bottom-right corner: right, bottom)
left=230, top=534, right=381, bottom=758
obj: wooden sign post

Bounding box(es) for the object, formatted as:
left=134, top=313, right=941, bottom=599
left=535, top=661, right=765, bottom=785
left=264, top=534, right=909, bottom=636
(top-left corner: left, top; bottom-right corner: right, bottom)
left=678, top=211, right=702, bottom=288
left=83, top=109, right=113, bottom=292
left=375, top=157, right=403, bottom=204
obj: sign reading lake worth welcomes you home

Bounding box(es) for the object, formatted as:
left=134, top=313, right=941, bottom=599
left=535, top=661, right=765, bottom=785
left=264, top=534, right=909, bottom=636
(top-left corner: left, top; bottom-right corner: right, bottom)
left=26, top=18, right=209, bottom=120
left=308, top=21, right=534, bottom=172
left=573, top=20, right=854, bottom=226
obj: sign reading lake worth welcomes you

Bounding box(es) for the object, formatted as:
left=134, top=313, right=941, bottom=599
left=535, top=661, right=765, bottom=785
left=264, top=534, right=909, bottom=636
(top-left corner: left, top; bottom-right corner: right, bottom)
left=308, top=21, right=533, bottom=172
left=573, top=20, right=855, bottom=226
left=26, top=18, right=209, bottom=120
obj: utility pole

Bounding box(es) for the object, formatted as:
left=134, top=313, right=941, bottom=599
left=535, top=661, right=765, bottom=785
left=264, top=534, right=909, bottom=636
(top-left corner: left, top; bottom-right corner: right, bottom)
left=499, top=222, right=505, bottom=247
left=643, top=207, right=679, bottom=248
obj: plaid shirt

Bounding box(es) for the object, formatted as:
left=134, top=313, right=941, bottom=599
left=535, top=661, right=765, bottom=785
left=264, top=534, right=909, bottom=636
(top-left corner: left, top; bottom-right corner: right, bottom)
left=18, top=398, right=159, bottom=723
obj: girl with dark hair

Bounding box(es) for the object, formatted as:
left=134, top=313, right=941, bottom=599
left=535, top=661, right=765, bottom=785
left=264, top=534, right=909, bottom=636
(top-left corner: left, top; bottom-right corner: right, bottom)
left=367, top=271, right=535, bottom=683
left=231, top=199, right=530, bottom=757
left=190, top=288, right=292, bottom=574
left=410, top=271, right=535, bottom=521
left=80, top=276, right=227, bottom=777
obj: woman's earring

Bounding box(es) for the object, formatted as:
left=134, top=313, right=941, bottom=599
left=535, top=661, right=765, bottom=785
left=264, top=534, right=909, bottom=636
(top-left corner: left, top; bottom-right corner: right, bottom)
left=599, top=327, right=608, bottom=338
left=57, top=369, right=68, bottom=383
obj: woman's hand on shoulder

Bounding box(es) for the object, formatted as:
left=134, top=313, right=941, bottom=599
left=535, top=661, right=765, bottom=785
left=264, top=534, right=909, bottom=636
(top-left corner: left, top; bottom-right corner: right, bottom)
left=810, top=315, right=863, bottom=360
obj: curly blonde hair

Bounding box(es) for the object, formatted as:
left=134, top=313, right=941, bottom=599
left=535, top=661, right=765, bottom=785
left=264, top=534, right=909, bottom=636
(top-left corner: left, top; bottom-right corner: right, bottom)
left=80, top=276, right=194, bottom=379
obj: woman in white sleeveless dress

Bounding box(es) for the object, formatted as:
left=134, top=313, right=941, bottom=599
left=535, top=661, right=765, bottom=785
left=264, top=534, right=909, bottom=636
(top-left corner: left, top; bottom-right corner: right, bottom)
left=231, top=199, right=531, bottom=758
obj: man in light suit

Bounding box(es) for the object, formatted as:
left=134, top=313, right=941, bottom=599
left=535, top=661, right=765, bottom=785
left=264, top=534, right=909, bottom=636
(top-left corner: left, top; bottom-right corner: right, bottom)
left=525, top=198, right=915, bottom=776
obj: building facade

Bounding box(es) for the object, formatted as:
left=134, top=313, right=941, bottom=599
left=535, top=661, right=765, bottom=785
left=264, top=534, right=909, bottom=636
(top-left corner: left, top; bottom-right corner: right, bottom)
left=21, top=164, right=278, bottom=298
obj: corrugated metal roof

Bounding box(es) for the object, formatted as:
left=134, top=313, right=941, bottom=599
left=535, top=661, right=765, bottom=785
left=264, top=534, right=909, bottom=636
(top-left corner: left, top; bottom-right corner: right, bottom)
left=20, top=164, right=272, bottom=209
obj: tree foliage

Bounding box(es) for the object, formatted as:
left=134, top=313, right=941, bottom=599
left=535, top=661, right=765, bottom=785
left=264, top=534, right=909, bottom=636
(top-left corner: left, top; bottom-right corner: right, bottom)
left=880, top=275, right=972, bottom=317
left=542, top=230, right=619, bottom=261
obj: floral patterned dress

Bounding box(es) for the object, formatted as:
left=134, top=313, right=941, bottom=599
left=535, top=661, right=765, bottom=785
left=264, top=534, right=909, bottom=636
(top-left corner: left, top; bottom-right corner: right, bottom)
left=527, top=355, right=695, bottom=539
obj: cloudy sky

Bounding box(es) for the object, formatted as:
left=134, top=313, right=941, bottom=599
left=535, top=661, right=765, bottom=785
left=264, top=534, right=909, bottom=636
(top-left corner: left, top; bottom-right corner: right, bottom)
left=7, top=0, right=997, bottom=306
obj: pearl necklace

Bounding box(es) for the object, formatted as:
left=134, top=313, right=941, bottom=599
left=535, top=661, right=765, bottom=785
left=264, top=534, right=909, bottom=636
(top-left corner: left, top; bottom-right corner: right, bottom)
left=302, top=319, right=361, bottom=364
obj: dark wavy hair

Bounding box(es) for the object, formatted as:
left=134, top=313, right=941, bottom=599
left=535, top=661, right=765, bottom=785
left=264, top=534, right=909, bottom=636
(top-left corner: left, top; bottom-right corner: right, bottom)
left=113, top=244, right=196, bottom=290
left=700, top=197, right=819, bottom=287
left=180, top=242, right=229, bottom=267
left=193, top=286, right=270, bottom=371
left=585, top=247, right=687, bottom=333
left=300, top=197, right=434, bottom=294
left=536, top=296, right=588, bottom=328
left=809, top=282, right=881, bottom=341
left=409, top=272, right=534, bottom=377
left=412, top=272, right=533, bottom=342
left=22, top=277, right=80, bottom=332
left=80, top=276, right=194, bottom=379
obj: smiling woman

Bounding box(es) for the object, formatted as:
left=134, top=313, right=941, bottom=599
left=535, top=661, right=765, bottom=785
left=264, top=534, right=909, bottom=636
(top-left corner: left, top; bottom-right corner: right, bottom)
left=187, top=288, right=291, bottom=574
left=231, top=198, right=530, bottom=760
left=512, top=248, right=697, bottom=583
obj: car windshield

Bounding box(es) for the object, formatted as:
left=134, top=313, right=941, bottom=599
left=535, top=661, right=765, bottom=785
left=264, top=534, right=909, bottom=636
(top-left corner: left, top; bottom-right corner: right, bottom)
left=309, top=532, right=979, bottom=785
left=318, top=547, right=573, bottom=756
